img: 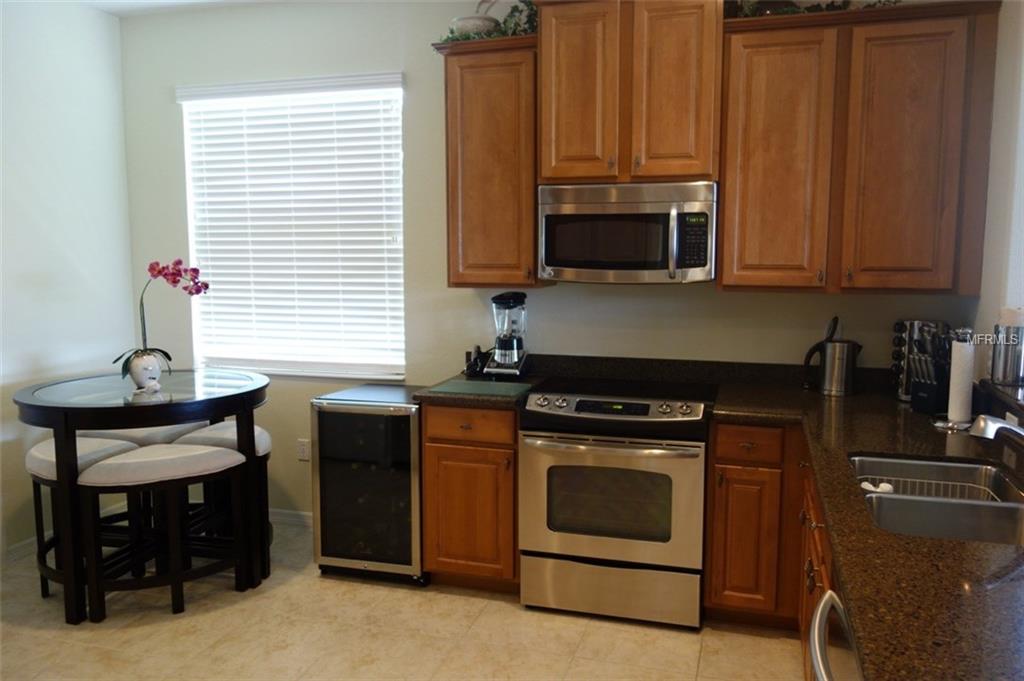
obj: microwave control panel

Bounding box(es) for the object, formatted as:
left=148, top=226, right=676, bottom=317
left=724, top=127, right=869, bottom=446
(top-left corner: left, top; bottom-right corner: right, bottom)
left=679, top=213, right=709, bottom=268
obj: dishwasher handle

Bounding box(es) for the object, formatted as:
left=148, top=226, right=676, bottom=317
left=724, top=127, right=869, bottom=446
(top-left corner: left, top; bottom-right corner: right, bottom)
left=810, top=590, right=850, bottom=681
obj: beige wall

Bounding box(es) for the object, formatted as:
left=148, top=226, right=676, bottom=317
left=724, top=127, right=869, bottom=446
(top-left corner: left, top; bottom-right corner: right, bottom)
left=973, top=0, right=1024, bottom=376
left=1, top=2, right=136, bottom=550
left=116, top=1, right=1007, bottom=521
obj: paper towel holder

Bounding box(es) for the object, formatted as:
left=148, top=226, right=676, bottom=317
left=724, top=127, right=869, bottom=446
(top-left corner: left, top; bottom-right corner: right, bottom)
left=933, top=327, right=974, bottom=432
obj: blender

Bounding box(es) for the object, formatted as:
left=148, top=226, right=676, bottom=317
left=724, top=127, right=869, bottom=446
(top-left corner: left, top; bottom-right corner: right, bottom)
left=484, top=291, right=528, bottom=376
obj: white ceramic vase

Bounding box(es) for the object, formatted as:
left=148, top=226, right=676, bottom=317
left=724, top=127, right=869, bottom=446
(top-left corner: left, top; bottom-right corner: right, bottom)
left=128, top=351, right=162, bottom=390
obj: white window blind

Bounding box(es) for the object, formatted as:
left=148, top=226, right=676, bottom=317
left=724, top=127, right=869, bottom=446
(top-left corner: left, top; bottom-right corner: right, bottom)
left=179, top=75, right=405, bottom=378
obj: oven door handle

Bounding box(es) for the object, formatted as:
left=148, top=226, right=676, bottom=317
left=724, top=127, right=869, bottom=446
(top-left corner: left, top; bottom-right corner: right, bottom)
left=522, top=436, right=702, bottom=459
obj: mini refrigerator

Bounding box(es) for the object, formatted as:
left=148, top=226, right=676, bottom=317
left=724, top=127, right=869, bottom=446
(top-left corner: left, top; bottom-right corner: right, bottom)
left=311, top=384, right=425, bottom=582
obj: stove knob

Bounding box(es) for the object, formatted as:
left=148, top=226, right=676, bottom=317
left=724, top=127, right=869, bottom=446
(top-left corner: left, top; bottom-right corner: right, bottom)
left=679, top=403, right=693, bottom=416
left=554, top=396, right=569, bottom=409
left=657, top=402, right=672, bottom=415
left=535, top=396, right=550, bottom=408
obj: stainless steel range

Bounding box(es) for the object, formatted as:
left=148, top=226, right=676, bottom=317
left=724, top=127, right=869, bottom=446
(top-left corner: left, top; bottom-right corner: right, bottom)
left=517, top=378, right=715, bottom=627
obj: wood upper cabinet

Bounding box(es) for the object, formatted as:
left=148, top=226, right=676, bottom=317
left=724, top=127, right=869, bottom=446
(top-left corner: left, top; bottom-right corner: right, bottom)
left=630, top=0, right=720, bottom=177
left=422, top=442, right=516, bottom=579
left=539, top=1, right=620, bottom=179
left=539, top=0, right=720, bottom=182
left=439, top=39, right=537, bottom=287
left=708, top=463, right=782, bottom=612
left=841, top=18, right=967, bottom=289
left=721, top=28, right=837, bottom=287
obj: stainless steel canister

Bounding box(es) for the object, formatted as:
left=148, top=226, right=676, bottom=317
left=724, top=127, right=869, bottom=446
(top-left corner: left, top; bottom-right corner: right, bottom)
left=991, top=324, right=1024, bottom=386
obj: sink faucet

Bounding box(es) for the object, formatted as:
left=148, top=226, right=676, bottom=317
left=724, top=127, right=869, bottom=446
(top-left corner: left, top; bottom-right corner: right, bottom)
left=968, top=414, right=1024, bottom=440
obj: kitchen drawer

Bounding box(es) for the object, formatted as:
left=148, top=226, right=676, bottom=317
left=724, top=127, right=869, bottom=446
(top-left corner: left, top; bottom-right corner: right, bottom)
left=715, top=424, right=784, bottom=466
left=423, top=405, right=516, bottom=446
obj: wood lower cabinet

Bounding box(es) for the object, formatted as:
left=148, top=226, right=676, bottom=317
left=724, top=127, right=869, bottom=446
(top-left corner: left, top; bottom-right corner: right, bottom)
left=630, top=0, right=720, bottom=178
left=421, top=405, right=517, bottom=581
left=539, top=1, right=620, bottom=179
left=840, top=18, right=967, bottom=289
left=706, top=422, right=806, bottom=626
left=721, top=28, right=837, bottom=287
left=708, top=463, right=782, bottom=611
left=436, top=37, right=537, bottom=287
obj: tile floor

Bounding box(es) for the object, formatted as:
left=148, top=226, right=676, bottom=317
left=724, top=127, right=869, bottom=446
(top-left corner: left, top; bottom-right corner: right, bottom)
left=1, top=524, right=803, bottom=680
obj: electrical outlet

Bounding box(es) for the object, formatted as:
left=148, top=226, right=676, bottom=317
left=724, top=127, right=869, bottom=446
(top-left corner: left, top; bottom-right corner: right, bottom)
left=297, top=438, right=311, bottom=462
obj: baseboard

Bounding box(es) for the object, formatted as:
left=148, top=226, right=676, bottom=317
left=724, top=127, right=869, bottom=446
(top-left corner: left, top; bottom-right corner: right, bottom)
left=5, top=536, right=36, bottom=561
left=269, top=508, right=313, bottom=529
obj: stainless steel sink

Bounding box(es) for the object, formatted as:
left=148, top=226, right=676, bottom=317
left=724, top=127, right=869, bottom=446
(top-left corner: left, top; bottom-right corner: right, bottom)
left=850, top=456, right=1024, bottom=545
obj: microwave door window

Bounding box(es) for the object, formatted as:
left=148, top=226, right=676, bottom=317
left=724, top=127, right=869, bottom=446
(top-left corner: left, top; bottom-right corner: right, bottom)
left=545, top=214, right=669, bottom=270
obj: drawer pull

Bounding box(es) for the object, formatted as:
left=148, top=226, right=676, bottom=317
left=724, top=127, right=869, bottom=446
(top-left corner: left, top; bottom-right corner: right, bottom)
left=738, top=441, right=757, bottom=449
left=458, top=423, right=473, bottom=431
left=811, top=521, right=825, bottom=531
left=799, top=461, right=810, bottom=468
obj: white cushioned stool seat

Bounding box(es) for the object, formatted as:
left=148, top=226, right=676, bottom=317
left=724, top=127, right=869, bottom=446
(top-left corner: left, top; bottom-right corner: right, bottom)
left=25, top=438, right=139, bottom=481
left=78, top=444, right=245, bottom=487
left=173, top=421, right=272, bottom=456
left=80, top=422, right=209, bottom=447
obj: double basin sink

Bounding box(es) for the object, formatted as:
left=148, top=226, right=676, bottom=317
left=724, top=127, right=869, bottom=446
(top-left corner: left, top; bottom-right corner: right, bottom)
left=851, top=455, right=1024, bottom=545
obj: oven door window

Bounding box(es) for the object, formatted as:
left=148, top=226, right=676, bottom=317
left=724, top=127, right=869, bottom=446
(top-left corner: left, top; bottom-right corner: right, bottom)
left=543, top=213, right=670, bottom=270
left=547, top=465, right=672, bottom=542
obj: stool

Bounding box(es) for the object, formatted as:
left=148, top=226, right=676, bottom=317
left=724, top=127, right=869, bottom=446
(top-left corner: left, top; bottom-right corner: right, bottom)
left=25, top=437, right=140, bottom=598
left=174, top=421, right=273, bottom=577
left=78, top=444, right=249, bottom=622
left=80, top=422, right=209, bottom=446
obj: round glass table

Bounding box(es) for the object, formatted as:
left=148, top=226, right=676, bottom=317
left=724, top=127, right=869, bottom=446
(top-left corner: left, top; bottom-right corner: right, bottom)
left=13, top=369, right=270, bottom=624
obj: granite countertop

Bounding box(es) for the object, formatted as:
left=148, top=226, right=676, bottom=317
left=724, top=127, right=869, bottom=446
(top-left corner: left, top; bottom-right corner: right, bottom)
left=717, top=384, right=1024, bottom=681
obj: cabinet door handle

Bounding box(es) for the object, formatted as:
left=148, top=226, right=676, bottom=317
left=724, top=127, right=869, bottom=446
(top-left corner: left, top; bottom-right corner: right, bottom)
left=799, top=461, right=810, bottom=468
left=607, top=156, right=616, bottom=170
left=811, top=521, right=826, bottom=531
left=525, top=266, right=533, bottom=279
left=459, top=423, right=473, bottom=431
left=816, top=269, right=824, bottom=283
left=799, top=509, right=808, bottom=526
left=846, top=267, right=853, bottom=282
left=634, top=156, right=641, bottom=171
left=717, top=470, right=725, bottom=487
left=504, top=457, right=512, bottom=470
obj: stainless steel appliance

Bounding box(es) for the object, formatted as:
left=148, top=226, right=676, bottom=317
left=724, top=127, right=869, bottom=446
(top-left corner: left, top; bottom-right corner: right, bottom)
left=810, top=590, right=864, bottom=681
left=892, top=320, right=951, bottom=401
left=517, top=378, right=715, bottom=627
left=992, top=323, right=1024, bottom=386
left=311, top=384, right=426, bottom=582
left=537, top=182, right=716, bottom=284
left=804, top=317, right=862, bottom=397
left=484, top=291, right=528, bottom=376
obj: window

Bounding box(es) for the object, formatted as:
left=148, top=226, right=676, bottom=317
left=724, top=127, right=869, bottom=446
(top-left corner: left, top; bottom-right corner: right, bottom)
left=178, top=75, right=405, bottom=378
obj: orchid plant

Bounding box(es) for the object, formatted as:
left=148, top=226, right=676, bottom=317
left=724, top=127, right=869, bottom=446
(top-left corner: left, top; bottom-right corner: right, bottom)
left=113, top=258, right=209, bottom=378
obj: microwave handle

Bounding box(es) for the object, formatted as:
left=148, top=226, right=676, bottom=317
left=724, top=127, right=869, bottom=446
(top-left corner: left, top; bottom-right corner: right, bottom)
left=668, top=207, right=678, bottom=280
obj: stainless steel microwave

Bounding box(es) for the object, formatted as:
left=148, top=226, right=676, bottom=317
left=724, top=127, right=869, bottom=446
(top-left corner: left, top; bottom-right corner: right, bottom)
left=538, top=182, right=717, bottom=284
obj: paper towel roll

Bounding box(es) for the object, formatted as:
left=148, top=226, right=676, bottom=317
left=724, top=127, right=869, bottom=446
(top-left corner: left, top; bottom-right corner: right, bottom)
left=948, top=338, right=975, bottom=423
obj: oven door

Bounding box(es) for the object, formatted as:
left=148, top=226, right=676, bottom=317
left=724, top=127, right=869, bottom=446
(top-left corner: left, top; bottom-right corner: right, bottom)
left=538, top=202, right=679, bottom=283
left=518, top=431, right=705, bottom=570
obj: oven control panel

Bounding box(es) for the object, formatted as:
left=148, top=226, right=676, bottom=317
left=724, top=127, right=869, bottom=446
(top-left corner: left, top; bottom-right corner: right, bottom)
left=525, top=393, right=706, bottom=421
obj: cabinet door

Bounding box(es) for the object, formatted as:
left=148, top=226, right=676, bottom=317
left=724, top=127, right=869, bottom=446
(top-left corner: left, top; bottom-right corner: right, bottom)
left=630, top=0, right=720, bottom=178
left=841, top=18, right=967, bottom=289
left=422, top=442, right=515, bottom=579
left=539, top=1, right=620, bottom=179
left=708, top=464, right=782, bottom=612
left=445, top=48, right=536, bottom=286
left=721, top=28, right=837, bottom=287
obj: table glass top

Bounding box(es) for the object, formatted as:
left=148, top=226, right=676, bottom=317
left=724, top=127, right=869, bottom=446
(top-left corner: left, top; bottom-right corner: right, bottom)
left=27, top=369, right=268, bottom=408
